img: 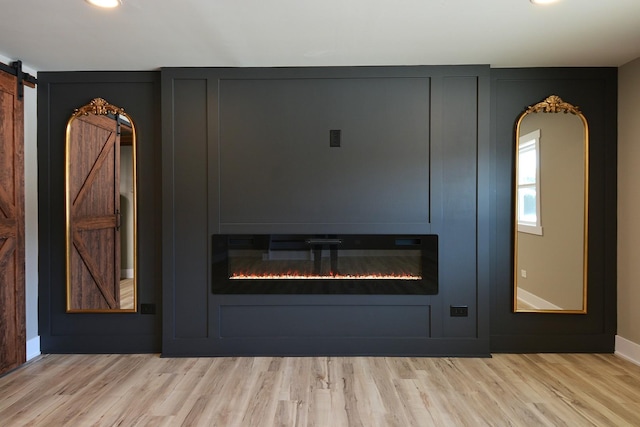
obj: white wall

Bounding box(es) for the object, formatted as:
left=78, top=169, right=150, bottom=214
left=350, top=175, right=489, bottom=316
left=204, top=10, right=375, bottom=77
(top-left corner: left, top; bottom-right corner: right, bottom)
left=618, top=56, right=640, bottom=365
left=0, top=53, right=39, bottom=360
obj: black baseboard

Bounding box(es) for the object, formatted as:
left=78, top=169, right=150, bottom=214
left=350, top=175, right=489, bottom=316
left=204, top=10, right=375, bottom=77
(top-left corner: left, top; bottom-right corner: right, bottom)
left=490, top=334, right=615, bottom=353
left=162, top=337, right=491, bottom=358
left=41, top=334, right=161, bottom=354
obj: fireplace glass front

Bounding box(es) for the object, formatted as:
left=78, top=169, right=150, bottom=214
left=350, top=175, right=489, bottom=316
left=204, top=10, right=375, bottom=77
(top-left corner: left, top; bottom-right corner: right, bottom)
left=212, top=234, right=437, bottom=295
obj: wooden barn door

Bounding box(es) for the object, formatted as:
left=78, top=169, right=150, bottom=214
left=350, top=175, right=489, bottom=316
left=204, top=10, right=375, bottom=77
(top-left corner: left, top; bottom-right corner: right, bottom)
left=0, top=69, right=26, bottom=375
left=67, top=114, right=121, bottom=311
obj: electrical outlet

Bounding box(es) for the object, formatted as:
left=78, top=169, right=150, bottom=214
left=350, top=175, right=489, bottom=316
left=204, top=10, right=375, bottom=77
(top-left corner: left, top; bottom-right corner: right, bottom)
left=450, top=305, right=468, bottom=317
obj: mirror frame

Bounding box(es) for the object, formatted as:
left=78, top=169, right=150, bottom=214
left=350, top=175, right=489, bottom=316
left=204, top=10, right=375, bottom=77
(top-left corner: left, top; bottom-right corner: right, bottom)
left=65, top=97, right=138, bottom=313
left=513, top=95, right=588, bottom=314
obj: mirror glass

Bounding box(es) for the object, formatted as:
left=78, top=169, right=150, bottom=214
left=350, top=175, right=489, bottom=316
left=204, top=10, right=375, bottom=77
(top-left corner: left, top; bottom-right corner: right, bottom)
left=514, top=95, right=588, bottom=313
left=65, top=98, right=137, bottom=312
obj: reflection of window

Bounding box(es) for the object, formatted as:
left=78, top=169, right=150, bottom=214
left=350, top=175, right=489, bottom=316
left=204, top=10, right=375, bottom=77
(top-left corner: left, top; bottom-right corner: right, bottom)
left=518, top=129, right=543, bottom=235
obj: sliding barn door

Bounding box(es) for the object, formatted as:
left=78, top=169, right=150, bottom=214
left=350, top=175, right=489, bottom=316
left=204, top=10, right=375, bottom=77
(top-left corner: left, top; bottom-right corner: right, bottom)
left=0, top=70, right=25, bottom=375
left=67, top=114, right=121, bottom=310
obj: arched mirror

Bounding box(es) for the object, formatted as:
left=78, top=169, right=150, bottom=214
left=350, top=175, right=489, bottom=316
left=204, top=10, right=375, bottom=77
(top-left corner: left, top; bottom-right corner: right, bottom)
left=513, top=95, right=588, bottom=313
left=65, top=98, right=137, bottom=312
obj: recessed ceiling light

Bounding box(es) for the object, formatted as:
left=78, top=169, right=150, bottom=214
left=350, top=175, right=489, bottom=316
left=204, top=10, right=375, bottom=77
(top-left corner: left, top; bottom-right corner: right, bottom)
left=85, top=0, right=121, bottom=8
left=530, top=0, right=561, bottom=4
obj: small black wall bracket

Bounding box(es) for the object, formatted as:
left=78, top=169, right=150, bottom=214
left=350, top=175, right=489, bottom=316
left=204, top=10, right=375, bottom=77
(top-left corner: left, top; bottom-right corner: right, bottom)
left=13, top=60, right=25, bottom=99
left=0, top=60, right=38, bottom=100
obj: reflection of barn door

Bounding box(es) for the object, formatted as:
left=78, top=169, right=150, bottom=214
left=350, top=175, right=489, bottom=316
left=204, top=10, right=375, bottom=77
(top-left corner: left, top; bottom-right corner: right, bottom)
left=67, top=114, right=120, bottom=310
left=0, top=70, right=25, bottom=375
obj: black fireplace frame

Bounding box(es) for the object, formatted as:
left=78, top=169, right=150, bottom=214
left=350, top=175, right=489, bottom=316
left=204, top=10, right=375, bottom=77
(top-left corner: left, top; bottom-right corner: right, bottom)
left=212, top=234, right=438, bottom=295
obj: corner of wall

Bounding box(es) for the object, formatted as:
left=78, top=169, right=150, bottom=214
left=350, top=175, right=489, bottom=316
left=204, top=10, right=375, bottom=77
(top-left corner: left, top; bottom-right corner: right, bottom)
left=618, top=57, right=640, bottom=347
left=615, top=335, right=640, bottom=367
left=26, top=336, right=41, bottom=361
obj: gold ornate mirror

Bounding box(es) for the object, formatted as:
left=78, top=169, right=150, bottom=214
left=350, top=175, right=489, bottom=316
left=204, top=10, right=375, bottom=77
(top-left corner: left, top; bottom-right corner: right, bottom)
left=65, top=98, right=137, bottom=312
left=513, top=95, right=588, bottom=313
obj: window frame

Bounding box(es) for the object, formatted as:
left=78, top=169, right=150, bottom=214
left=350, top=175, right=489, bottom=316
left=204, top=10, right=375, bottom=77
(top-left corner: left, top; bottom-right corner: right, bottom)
left=517, top=129, right=543, bottom=236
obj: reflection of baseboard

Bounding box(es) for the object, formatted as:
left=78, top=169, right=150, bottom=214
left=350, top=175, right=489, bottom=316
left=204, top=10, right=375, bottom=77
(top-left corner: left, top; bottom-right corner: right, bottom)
left=615, top=335, right=640, bottom=367
left=517, top=288, right=563, bottom=310
left=121, top=269, right=134, bottom=279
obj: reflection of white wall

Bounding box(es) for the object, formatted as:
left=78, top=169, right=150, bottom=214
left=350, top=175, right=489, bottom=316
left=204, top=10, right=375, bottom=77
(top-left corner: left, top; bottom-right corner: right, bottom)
left=120, top=145, right=134, bottom=278
left=517, top=113, right=585, bottom=310
left=0, top=53, right=39, bottom=359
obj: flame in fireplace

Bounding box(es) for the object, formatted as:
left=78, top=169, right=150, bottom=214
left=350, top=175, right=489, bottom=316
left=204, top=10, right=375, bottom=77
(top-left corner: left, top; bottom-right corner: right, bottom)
left=230, top=272, right=421, bottom=280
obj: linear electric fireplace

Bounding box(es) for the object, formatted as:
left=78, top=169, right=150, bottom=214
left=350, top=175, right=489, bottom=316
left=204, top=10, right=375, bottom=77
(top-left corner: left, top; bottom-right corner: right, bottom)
left=212, top=234, right=438, bottom=295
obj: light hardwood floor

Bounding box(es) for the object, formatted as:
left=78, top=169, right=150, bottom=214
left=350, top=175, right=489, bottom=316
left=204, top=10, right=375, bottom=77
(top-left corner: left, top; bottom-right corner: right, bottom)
left=119, top=278, right=134, bottom=310
left=1, top=353, right=639, bottom=426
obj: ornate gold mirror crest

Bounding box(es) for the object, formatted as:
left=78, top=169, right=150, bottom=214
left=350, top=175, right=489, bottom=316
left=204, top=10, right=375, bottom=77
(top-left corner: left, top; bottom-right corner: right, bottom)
left=513, top=95, right=588, bottom=314
left=65, top=98, right=137, bottom=312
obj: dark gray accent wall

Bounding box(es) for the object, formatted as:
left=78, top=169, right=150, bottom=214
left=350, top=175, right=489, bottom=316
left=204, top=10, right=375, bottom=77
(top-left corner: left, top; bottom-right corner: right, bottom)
left=490, top=68, right=617, bottom=352
left=37, top=72, right=162, bottom=353
left=35, top=66, right=615, bottom=356
left=162, top=66, right=491, bottom=356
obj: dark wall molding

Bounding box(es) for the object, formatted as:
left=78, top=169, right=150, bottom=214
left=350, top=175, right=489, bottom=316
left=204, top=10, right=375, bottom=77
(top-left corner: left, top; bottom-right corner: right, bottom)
left=161, top=66, right=491, bottom=356
left=35, top=66, right=616, bottom=356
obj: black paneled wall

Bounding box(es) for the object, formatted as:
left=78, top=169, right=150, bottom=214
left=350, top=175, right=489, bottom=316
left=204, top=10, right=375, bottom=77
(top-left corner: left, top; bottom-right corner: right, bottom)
left=37, top=72, right=162, bottom=353
left=36, top=66, right=615, bottom=356
left=490, top=68, right=617, bottom=352
left=161, top=66, right=491, bottom=356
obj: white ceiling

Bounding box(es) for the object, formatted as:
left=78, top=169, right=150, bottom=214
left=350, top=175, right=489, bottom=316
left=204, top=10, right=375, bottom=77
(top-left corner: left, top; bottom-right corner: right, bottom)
left=2, top=0, right=640, bottom=71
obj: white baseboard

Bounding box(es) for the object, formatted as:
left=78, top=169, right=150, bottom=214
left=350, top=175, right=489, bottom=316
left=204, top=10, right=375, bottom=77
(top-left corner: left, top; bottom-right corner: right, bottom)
left=121, top=268, right=134, bottom=279
left=517, top=288, right=563, bottom=310
left=615, top=335, right=640, bottom=367
left=26, top=336, right=41, bottom=361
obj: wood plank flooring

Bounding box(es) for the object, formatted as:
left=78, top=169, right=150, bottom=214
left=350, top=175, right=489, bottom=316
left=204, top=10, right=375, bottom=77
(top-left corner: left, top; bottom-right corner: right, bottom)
left=119, top=278, right=134, bottom=310
left=1, top=353, right=640, bottom=426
